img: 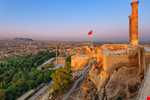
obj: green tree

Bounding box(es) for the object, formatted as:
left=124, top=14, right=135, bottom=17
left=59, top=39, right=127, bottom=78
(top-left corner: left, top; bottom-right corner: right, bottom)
left=5, top=84, right=17, bottom=100
left=51, top=56, right=72, bottom=92
left=51, top=67, right=72, bottom=92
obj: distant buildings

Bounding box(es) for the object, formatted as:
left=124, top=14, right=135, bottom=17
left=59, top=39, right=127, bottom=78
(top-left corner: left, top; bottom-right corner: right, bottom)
left=0, top=40, right=49, bottom=59
left=14, top=38, right=33, bottom=42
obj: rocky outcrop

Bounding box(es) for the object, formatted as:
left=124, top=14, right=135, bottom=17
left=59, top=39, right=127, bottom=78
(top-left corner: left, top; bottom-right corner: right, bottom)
left=80, top=78, right=98, bottom=100
left=89, top=64, right=110, bottom=91
left=79, top=62, right=143, bottom=100
left=105, top=66, right=141, bottom=100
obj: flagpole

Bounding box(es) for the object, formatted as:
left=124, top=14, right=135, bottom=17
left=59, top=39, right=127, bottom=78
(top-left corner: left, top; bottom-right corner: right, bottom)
left=88, top=30, right=93, bottom=48
left=89, top=35, right=92, bottom=48
left=91, top=33, right=93, bottom=48
left=56, top=45, right=58, bottom=65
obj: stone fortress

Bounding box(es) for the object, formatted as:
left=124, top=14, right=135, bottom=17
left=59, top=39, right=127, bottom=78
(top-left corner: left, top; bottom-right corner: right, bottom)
left=72, top=0, right=146, bottom=75
left=71, top=0, right=150, bottom=99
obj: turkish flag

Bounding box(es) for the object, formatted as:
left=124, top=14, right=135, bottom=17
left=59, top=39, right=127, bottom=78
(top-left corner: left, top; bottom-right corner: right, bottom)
left=147, top=96, right=150, bottom=100
left=88, top=30, right=93, bottom=36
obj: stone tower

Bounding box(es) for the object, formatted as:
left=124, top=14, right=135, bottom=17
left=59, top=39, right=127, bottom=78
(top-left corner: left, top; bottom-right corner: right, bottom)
left=129, top=0, right=139, bottom=46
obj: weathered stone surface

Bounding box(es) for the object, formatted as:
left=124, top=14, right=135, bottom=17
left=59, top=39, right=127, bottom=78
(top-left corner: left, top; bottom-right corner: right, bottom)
left=80, top=79, right=98, bottom=100
left=105, top=67, right=141, bottom=100
left=89, top=64, right=110, bottom=91
left=71, top=55, right=89, bottom=71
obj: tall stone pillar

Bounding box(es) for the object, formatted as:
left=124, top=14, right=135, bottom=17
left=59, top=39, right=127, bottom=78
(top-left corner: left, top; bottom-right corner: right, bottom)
left=129, top=0, right=139, bottom=46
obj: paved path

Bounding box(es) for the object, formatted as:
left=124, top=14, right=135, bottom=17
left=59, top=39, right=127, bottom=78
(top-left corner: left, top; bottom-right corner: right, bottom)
left=28, top=83, right=50, bottom=100
left=38, top=57, right=66, bottom=70
left=48, top=64, right=64, bottom=70
left=17, top=90, right=35, bottom=100
left=37, top=57, right=55, bottom=70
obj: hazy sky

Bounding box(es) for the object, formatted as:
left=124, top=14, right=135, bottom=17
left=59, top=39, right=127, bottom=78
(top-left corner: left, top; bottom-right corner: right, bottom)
left=0, top=0, right=149, bottom=41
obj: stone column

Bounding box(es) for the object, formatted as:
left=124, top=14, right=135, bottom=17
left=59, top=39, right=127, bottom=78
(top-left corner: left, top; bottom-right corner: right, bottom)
left=129, top=0, right=139, bottom=46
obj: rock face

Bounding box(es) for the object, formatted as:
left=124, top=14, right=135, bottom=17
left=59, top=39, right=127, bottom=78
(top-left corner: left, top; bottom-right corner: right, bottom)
left=105, top=66, right=141, bottom=100
left=78, top=64, right=142, bottom=100
left=89, top=64, right=110, bottom=91
left=80, top=78, right=98, bottom=100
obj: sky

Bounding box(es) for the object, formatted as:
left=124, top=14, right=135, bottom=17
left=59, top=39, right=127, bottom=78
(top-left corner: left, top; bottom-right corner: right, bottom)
left=0, top=0, right=149, bottom=42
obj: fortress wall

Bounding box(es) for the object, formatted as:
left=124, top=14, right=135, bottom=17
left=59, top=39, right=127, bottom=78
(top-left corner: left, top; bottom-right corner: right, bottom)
left=71, top=55, right=90, bottom=71
left=103, top=54, right=129, bottom=73
left=102, top=46, right=147, bottom=75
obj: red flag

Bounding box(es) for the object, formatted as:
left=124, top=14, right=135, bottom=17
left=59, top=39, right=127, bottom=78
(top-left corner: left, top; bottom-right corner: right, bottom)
left=88, top=30, right=93, bottom=36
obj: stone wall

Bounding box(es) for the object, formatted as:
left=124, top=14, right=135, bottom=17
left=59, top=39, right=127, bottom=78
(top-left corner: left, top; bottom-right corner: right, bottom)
left=71, top=55, right=90, bottom=71
left=103, top=54, right=129, bottom=73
